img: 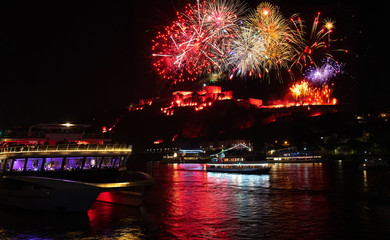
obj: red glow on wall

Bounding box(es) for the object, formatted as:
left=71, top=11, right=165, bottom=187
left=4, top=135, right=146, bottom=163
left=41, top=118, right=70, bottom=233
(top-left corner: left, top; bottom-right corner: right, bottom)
left=249, top=98, right=263, bottom=108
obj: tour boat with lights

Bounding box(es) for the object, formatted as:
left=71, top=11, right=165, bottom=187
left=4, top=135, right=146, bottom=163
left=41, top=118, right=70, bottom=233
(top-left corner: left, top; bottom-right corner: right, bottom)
left=0, top=144, right=155, bottom=211
left=206, top=143, right=271, bottom=174
left=206, top=162, right=271, bottom=174
left=0, top=124, right=155, bottom=211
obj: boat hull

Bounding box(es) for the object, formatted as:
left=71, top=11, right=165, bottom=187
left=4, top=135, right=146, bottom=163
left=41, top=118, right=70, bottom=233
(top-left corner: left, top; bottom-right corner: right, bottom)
left=0, top=176, right=102, bottom=212
left=94, top=171, right=155, bottom=207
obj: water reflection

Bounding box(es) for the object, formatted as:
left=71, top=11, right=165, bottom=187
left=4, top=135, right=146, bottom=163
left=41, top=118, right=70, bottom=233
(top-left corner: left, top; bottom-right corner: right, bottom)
left=0, top=208, right=90, bottom=239
left=0, top=200, right=145, bottom=239
left=88, top=202, right=145, bottom=239
left=145, top=164, right=272, bottom=239
left=0, top=162, right=389, bottom=239
left=270, top=163, right=325, bottom=191
left=143, top=162, right=390, bottom=239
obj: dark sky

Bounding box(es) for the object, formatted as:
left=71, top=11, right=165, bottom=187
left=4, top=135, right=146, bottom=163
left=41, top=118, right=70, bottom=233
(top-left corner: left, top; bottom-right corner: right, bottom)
left=0, top=0, right=383, bottom=128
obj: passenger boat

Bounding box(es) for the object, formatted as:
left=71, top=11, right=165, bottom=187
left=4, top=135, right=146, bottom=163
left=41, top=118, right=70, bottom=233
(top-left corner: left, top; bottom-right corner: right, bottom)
left=0, top=124, right=155, bottom=212
left=206, top=162, right=271, bottom=174
left=207, top=143, right=271, bottom=174
left=266, top=146, right=323, bottom=163
left=0, top=144, right=155, bottom=212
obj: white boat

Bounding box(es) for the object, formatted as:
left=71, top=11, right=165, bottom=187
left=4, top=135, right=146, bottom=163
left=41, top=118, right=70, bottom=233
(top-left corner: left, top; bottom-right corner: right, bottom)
left=0, top=144, right=155, bottom=211
left=206, top=162, right=271, bottom=174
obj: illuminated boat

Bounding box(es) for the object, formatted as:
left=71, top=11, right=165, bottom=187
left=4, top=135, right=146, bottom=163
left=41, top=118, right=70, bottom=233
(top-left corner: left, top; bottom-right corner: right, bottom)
left=0, top=144, right=154, bottom=212
left=0, top=124, right=155, bottom=211
left=266, top=147, right=322, bottom=163
left=206, top=162, right=271, bottom=174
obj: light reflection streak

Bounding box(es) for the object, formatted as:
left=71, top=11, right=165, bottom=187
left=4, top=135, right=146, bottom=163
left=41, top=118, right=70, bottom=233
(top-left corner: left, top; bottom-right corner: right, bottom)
left=270, top=163, right=325, bottom=191
left=363, top=170, right=368, bottom=192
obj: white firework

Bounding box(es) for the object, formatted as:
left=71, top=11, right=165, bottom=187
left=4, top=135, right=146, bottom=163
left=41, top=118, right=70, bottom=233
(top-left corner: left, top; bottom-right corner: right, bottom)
left=227, top=26, right=266, bottom=77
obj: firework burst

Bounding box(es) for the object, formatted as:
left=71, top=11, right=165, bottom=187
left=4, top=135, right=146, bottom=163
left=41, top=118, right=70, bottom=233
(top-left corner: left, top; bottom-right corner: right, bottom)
left=151, top=0, right=245, bottom=84
left=227, top=26, right=266, bottom=78
left=151, top=0, right=345, bottom=85
left=243, top=2, right=298, bottom=80
left=304, top=58, right=343, bottom=84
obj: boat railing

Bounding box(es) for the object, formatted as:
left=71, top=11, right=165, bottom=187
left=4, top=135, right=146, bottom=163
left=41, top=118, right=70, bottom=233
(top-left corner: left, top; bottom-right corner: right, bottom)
left=0, top=144, right=132, bottom=154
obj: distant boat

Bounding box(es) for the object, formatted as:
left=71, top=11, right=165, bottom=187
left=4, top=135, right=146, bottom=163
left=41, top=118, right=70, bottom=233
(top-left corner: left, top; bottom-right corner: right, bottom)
left=206, top=162, right=271, bottom=174
left=360, top=157, right=389, bottom=170
left=266, top=146, right=322, bottom=163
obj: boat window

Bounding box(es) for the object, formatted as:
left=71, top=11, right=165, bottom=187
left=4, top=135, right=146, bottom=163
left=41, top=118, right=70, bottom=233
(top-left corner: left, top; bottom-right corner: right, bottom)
left=63, top=157, right=82, bottom=171
left=83, top=157, right=97, bottom=169
left=96, top=157, right=103, bottom=168
left=44, top=158, right=63, bottom=171
left=12, top=158, right=26, bottom=172
left=4, top=159, right=12, bottom=172
left=115, top=157, right=124, bottom=167
left=25, top=158, right=43, bottom=171
left=101, top=157, right=115, bottom=168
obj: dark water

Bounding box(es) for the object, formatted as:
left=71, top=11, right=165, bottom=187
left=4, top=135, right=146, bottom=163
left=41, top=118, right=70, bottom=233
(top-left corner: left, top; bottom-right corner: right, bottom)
left=1, top=161, right=390, bottom=239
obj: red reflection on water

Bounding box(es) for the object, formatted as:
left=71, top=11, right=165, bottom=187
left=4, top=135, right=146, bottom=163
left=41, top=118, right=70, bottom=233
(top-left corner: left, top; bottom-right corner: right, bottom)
left=87, top=201, right=142, bottom=235
left=156, top=164, right=238, bottom=239
left=145, top=163, right=345, bottom=239
left=88, top=201, right=116, bottom=232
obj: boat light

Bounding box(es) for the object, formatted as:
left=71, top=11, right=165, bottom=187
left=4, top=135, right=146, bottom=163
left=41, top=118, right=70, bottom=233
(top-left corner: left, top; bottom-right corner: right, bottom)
left=62, top=123, right=74, bottom=127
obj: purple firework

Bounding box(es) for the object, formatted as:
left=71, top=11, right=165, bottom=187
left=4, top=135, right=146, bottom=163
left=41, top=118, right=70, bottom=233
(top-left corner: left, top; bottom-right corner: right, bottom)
left=304, top=58, right=343, bottom=84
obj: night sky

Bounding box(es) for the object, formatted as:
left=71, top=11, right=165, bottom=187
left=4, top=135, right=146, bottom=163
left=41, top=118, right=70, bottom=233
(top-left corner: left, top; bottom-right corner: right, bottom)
left=0, top=0, right=384, bottom=128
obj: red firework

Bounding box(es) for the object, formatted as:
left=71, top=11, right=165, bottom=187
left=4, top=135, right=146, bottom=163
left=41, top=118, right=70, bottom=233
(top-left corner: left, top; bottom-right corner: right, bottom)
left=151, top=0, right=243, bottom=84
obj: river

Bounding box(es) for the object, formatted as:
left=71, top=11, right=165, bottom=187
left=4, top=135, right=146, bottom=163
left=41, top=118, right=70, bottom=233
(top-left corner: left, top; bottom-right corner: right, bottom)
left=1, top=161, right=389, bottom=239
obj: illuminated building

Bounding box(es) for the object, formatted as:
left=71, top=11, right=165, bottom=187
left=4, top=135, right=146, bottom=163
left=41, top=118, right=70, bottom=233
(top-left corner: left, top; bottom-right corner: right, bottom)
left=128, top=81, right=337, bottom=118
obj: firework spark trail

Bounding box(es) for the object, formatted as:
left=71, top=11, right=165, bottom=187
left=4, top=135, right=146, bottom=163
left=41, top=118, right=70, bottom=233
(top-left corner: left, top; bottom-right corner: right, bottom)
left=289, top=12, right=336, bottom=70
